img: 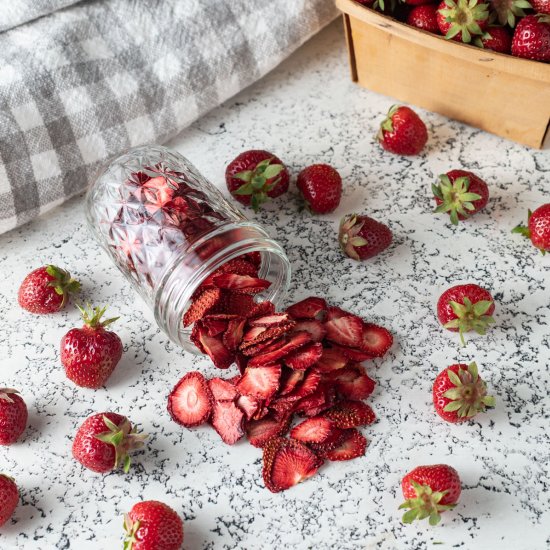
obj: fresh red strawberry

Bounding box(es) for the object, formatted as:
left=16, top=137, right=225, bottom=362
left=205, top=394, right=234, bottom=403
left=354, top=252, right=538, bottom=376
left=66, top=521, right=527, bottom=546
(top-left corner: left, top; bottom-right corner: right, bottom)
left=296, top=164, right=343, bottom=214
left=247, top=332, right=312, bottom=367
left=339, top=214, right=393, bottom=261
left=512, top=203, right=550, bottom=253
left=286, top=297, right=327, bottom=320
left=0, top=474, right=18, bottom=526
left=325, top=400, right=376, bottom=429
left=291, top=320, right=326, bottom=342
left=262, top=437, right=323, bottom=493
left=284, top=342, right=323, bottom=370
left=168, top=372, right=213, bottom=427
left=532, top=0, right=550, bottom=13
left=225, top=150, right=290, bottom=211
left=123, top=500, right=184, bottom=550
left=208, top=377, right=239, bottom=402
left=400, top=465, right=461, bottom=525
left=437, top=284, right=495, bottom=344
left=325, top=315, right=364, bottom=348
left=246, top=414, right=291, bottom=447
left=407, top=5, right=441, bottom=33
left=0, top=389, right=27, bottom=445
left=315, top=347, right=349, bottom=373
left=325, top=365, right=376, bottom=400
left=72, top=412, right=146, bottom=473
left=437, top=0, right=489, bottom=42
left=475, top=26, right=512, bottom=53
left=432, top=170, right=489, bottom=225
left=197, top=327, right=234, bottom=369
left=361, top=323, right=393, bottom=357
left=183, top=288, right=221, bottom=327
left=211, top=400, right=245, bottom=445
left=237, top=365, right=281, bottom=399
left=492, top=0, right=534, bottom=26
left=290, top=416, right=337, bottom=444
left=377, top=105, right=428, bottom=155
left=325, top=429, right=367, bottom=461
left=61, top=305, right=123, bottom=389
left=18, top=265, right=80, bottom=314
left=433, top=362, right=495, bottom=422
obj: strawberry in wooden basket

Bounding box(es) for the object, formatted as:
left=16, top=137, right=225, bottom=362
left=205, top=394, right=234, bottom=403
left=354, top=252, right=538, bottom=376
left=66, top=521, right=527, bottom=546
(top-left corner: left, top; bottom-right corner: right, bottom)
left=436, top=0, right=489, bottom=43
left=511, top=15, right=550, bottom=62
left=407, top=5, right=441, bottom=33
left=474, top=26, right=512, bottom=53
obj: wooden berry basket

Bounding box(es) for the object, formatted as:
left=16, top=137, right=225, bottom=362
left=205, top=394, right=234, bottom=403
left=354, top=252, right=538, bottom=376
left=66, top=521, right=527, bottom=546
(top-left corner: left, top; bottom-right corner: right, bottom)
left=336, top=0, right=550, bottom=148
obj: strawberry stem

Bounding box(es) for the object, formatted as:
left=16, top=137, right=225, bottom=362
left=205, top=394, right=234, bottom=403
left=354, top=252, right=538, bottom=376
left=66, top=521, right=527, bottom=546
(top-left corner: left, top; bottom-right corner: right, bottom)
left=45, top=265, right=80, bottom=308
left=399, top=481, right=456, bottom=525
left=77, top=304, right=120, bottom=329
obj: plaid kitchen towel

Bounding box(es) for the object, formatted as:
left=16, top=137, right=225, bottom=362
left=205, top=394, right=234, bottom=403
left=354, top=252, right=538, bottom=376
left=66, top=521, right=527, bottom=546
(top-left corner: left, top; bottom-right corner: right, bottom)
left=0, top=0, right=338, bottom=234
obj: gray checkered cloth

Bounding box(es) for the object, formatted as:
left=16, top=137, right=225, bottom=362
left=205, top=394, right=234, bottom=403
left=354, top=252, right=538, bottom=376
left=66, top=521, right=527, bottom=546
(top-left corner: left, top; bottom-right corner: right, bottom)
left=0, top=0, right=338, bottom=234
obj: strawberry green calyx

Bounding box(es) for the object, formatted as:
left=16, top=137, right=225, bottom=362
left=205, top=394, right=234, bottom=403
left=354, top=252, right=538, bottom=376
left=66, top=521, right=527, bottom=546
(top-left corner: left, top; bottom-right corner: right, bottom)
left=377, top=105, right=399, bottom=140
left=94, top=416, right=147, bottom=473
left=443, top=362, right=495, bottom=417
left=233, top=158, right=284, bottom=212
left=491, top=0, right=532, bottom=27
left=0, top=389, right=19, bottom=403
left=444, top=297, right=495, bottom=345
left=46, top=265, right=81, bottom=307
left=123, top=514, right=140, bottom=550
left=339, top=214, right=369, bottom=261
left=77, top=304, right=120, bottom=329
left=399, top=481, right=456, bottom=525
left=440, top=0, right=489, bottom=42
left=432, top=174, right=482, bottom=225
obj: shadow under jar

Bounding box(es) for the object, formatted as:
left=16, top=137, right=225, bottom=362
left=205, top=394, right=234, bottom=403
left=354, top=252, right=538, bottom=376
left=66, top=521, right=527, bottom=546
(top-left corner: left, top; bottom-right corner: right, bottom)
left=86, top=145, right=291, bottom=353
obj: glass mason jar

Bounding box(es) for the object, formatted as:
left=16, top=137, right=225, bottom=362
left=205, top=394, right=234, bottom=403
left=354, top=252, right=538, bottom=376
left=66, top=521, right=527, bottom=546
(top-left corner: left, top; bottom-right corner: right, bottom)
left=85, top=145, right=291, bottom=352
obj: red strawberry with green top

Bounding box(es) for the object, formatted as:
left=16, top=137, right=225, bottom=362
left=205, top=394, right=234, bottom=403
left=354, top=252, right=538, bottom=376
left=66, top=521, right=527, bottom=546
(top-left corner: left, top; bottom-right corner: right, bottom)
left=400, top=464, right=461, bottom=525
left=225, top=150, right=290, bottom=211
left=532, top=0, right=550, bottom=14
left=296, top=164, right=342, bottom=214
left=432, top=170, right=489, bottom=225
left=61, top=305, right=123, bottom=389
left=0, top=389, right=27, bottom=446
left=123, top=500, right=184, bottom=550
left=377, top=105, right=428, bottom=155
left=72, top=412, right=146, bottom=473
left=512, top=203, right=550, bottom=253
left=474, top=26, right=512, bottom=53
left=433, top=362, right=495, bottom=422
left=437, top=284, right=495, bottom=344
left=0, top=474, right=18, bottom=527
left=407, top=5, right=441, bottom=33
left=511, top=15, right=550, bottom=61
left=18, top=265, right=80, bottom=314
left=492, top=0, right=533, bottom=27
left=437, top=0, right=489, bottom=42
left=339, top=214, right=393, bottom=260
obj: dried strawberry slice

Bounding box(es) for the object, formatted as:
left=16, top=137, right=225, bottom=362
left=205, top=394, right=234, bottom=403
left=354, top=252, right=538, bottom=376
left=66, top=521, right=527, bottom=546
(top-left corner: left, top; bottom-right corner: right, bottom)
left=248, top=300, right=276, bottom=318
left=262, top=437, right=323, bottom=493
left=294, top=383, right=336, bottom=417
left=246, top=414, right=291, bottom=448
left=197, top=328, right=234, bottom=369
left=308, top=429, right=348, bottom=457
left=324, top=315, right=364, bottom=349
left=168, top=372, right=213, bottom=427
left=324, top=429, right=367, bottom=461
left=202, top=317, right=228, bottom=337
left=325, top=305, right=351, bottom=321
left=237, top=365, right=281, bottom=400
left=286, top=297, right=327, bottom=320
left=240, top=336, right=283, bottom=357
left=325, top=364, right=376, bottom=401
left=279, top=369, right=305, bottom=396
left=240, top=323, right=295, bottom=351
left=361, top=323, right=393, bottom=357
left=286, top=368, right=322, bottom=400
left=190, top=321, right=205, bottom=353
left=241, top=326, right=267, bottom=345
left=222, top=293, right=257, bottom=317
left=291, top=320, right=326, bottom=342
left=315, top=347, right=349, bottom=373
left=211, top=274, right=271, bottom=294
left=284, top=342, right=323, bottom=370
left=211, top=400, right=245, bottom=445
left=290, top=416, right=337, bottom=444
left=330, top=344, right=375, bottom=362
left=222, top=317, right=246, bottom=351
left=247, top=332, right=313, bottom=368
left=244, top=251, right=262, bottom=267
left=249, top=313, right=292, bottom=327
left=200, top=258, right=259, bottom=288
left=208, top=377, right=240, bottom=402
left=235, top=353, right=248, bottom=375
left=324, top=400, right=376, bottom=429
left=269, top=398, right=298, bottom=421
left=183, top=288, right=222, bottom=327
left=236, top=394, right=261, bottom=420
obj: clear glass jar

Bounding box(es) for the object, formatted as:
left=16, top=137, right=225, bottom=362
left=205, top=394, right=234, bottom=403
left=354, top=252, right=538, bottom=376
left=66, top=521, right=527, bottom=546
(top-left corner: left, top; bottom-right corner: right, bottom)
left=85, top=145, right=291, bottom=352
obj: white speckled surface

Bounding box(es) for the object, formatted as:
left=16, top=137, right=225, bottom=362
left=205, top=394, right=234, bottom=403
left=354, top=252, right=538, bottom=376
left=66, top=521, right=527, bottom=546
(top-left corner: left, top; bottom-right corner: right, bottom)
left=1, top=20, right=550, bottom=550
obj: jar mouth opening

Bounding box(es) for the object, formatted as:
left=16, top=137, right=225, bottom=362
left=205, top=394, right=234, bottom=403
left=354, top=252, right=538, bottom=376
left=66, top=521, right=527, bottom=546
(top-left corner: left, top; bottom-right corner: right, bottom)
left=154, top=222, right=291, bottom=353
